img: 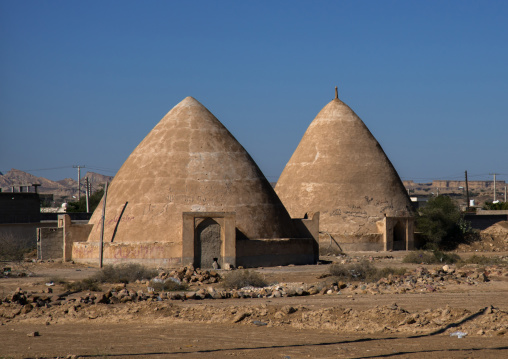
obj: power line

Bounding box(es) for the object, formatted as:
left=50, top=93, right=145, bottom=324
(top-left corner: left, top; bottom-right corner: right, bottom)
left=401, top=172, right=508, bottom=181
left=86, top=166, right=118, bottom=173
left=20, top=165, right=74, bottom=172
left=15, top=164, right=117, bottom=174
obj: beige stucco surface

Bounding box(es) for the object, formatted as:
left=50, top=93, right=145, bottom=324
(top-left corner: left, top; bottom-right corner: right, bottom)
left=72, top=242, right=182, bottom=267
left=275, top=96, right=413, bottom=239
left=87, top=97, right=298, bottom=245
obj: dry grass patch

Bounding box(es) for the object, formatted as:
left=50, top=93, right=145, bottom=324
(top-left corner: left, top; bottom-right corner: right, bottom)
left=329, top=261, right=406, bottom=282
left=95, top=263, right=158, bottom=284
left=64, top=278, right=102, bottom=292
left=58, top=264, right=159, bottom=293
left=402, top=250, right=461, bottom=265
left=457, top=255, right=506, bottom=267
left=221, top=269, right=268, bottom=289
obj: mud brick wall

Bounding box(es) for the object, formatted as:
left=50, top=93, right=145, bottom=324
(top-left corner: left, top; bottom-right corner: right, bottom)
left=236, top=238, right=315, bottom=268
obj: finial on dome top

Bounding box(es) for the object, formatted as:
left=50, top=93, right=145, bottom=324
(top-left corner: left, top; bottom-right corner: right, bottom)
left=335, top=86, right=338, bottom=99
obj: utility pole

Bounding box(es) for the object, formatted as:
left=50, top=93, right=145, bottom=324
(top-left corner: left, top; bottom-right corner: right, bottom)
left=465, top=170, right=470, bottom=211
left=73, top=165, right=85, bottom=201
left=99, top=182, right=109, bottom=268
left=489, top=173, right=498, bottom=202
left=85, top=177, right=90, bottom=213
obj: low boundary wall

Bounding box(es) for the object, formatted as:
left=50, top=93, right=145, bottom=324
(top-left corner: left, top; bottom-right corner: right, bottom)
left=72, top=237, right=317, bottom=269
left=236, top=238, right=316, bottom=268
left=72, top=242, right=182, bottom=267
left=464, top=214, right=508, bottom=230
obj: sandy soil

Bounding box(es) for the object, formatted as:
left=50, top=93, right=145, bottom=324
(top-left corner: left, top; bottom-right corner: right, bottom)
left=2, top=322, right=508, bottom=359
left=1, top=252, right=507, bottom=359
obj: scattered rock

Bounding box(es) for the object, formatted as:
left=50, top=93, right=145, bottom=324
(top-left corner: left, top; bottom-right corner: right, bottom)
left=233, top=312, right=251, bottom=323
left=281, top=305, right=297, bottom=314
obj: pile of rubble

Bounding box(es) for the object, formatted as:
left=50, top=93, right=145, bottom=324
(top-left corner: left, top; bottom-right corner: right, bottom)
left=457, top=221, right=508, bottom=252
left=337, top=265, right=497, bottom=296
left=156, top=266, right=221, bottom=284
left=1, top=263, right=508, bottom=337
left=2, top=264, right=506, bottom=313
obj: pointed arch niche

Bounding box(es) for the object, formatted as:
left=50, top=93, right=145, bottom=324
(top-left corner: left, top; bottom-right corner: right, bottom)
left=381, top=216, right=415, bottom=251
left=182, top=212, right=236, bottom=268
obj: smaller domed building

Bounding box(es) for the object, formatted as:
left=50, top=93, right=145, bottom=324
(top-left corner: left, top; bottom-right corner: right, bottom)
left=275, top=89, right=414, bottom=252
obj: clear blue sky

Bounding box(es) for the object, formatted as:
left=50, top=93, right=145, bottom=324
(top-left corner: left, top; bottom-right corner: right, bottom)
left=1, top=1, right=507, bottom=184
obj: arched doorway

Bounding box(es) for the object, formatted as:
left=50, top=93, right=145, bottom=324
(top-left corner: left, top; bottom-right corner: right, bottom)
left=194, top=218, right=222, bottom=268
left=392, top=221, right=406, bottom=251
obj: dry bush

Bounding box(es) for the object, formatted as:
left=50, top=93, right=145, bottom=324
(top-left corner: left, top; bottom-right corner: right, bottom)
left=65, top=278, right=101, bottom=292
left=0, top=233, right=35, bottom=261
left=221, top=269, right=267, bottom=289
left=402, top=250, right=461, bottom=265
left=319, top=244, right=345, bottom=256
left=329, top=261, right=406, bottom=282
left=94, top=263, right=158, bottom=284
left=148, top=278, right=188, bottom=292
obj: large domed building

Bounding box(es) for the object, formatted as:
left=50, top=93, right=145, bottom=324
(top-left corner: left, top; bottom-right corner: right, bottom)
left=275, top=89, right=414, bottom=252
left=72, top=97, right=317, bottom=268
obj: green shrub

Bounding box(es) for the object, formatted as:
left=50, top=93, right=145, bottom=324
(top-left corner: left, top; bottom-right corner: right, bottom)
left=402, top=250, right=461, bottom=264
left=221, top=269, right=267, bottom=289
left=329, top=261, right=406, bottom=282
left=416, top=195, right=465, bottom=249
left=95, top=263, right=158, bottom=284
left=483, top=201, right=508, bottom=210
left=66, top=188, right=105, bottom=213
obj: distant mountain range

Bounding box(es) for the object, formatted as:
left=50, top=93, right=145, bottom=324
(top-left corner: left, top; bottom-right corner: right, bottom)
left=0, top=169, right=114, bottom=200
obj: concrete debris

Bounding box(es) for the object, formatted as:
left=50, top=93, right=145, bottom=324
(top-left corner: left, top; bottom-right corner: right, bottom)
left=1, top=265, right=507, bottom=311
left=450, top=331, right=468, bottom=338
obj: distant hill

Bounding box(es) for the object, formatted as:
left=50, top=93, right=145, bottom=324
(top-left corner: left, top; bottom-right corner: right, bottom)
left=83, top=171, right=113, bottom=185
left=0, top=168, right=113, bottom=200
left=56, top=178, right=77, bottom=187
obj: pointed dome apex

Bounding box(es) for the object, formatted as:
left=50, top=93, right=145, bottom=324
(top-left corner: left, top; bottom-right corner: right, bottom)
left=180, top=96, right=200, bottom=105
left=172, top=96, right=207, bottom=111
left=87, top=96, right=298, bottom=245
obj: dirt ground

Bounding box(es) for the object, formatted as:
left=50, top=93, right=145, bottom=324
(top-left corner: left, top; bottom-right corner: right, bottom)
left=1, top=249, right=508, bottom=359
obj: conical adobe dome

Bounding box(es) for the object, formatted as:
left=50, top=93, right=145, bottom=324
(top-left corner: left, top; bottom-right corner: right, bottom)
left=275, top=94, right=413, bottom=239
left=87, top=97, right=297, bottom=244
